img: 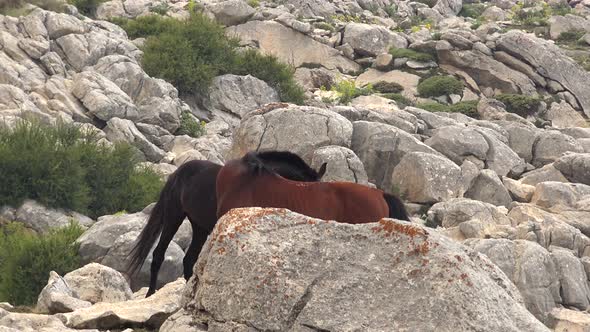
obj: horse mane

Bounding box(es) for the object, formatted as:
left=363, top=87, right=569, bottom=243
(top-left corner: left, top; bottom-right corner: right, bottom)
left=241, top=150, right=319, bottom=179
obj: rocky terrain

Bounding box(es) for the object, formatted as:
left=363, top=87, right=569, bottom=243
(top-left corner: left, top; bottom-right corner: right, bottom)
left=1, top=0, right=590, bottom=330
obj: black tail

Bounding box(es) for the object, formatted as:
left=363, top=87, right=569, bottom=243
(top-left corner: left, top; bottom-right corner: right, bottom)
left=383, top=193, right=410, bottom=221
left=126, top=165, right=186, bottom=276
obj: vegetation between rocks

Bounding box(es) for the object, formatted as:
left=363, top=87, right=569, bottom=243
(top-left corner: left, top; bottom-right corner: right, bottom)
left=113, top=13, right=305, bottom=104
left=0, top=221, right=83, bottom=306
left=495, top=94, right=542, bottom=117
left=0, top=0, right=65, bottom=16
left=0, top=121, right=163, bottom=219
left=417, top=100, right=479, bottom=118
left=389, top=47, right=435, bottom=62
left=328, top=80, right=374, bottom=104
left=417, top=75, right=463, bottom=97
left=177, top=111, right=206, bottom=137
left=459, top=3, right=488, bottom=19
left=68, top=0, right=105, bottom=16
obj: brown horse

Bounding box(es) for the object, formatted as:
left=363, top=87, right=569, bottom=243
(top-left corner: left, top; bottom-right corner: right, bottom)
left=127, top=151, right=326, bottom=297
left=217, top=152, right=410, bottom=223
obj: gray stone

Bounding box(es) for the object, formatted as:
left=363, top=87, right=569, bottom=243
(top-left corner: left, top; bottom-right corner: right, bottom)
left=174, top=207, right=549, bottom=332
left=548, top=14, right=590, bottom=40
left=103, top=117, right=166, bottom=162
left=532, top=130, right=584, bottom=167
left=206, top=0, right=255, bottom=26
left=554, top=152, right=590, bottom=185
left=520, top=164, right=568, bottom=186
left=545, top=100, right=588, bottom=128
left=36, top=271, right=92, bottom=314
left=531, top=181, right=590, bottom=210
left=205, top=74, right=280, bottom=127
left=551, top=247, right=590, bottom=310
left=351, top=121, right=442, bottom=191
left=392, top=151, right=462, bottom=203
left=342, top=22, right=407, bottom=57
left=229, top=105, right=353, bottom=163
left=0, top=311, right=99, bottom=332
left=548, top=308, right=590, bottom=332
left=16, top=199, right=93, bottom=234
left=63, top=263, right=132, bottom=304
left=45, top=12, right=86, bottom=39
left=465, top=169, right=513, bottom=207
left=310, top=145, right=369, bottom=184
left=503, top=177, right=535, bottom=202
left=425, top=125, right=489, bottom=165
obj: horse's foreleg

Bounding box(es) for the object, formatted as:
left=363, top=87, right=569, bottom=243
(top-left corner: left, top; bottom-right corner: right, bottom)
left=183, top=224, right=210, bottom=280
left=146, top=224, right=179, bottom=297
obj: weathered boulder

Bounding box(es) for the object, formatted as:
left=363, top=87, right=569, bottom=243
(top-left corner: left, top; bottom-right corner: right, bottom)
left=425, top=125, right=489, bottom=165
left=497, top=30, right=590, bottom=117
left=169, top=207, right=548, bottom=331
left=503, top=177, right=535, bottom=202
left=356, top=69, right=421, bottom=97
left=57, top=278, right=185, bottom=330
left=227, top=21, right=361, bottom=73
left=391, top=151, right=462, bottom=203
left=229, top=105, right=353, bottom=162
left=551, top=247, right=590, bottom=310
left=434, top=0, right=463, bottom=17
left=205, top=74, right=280, bottom=127
left=465, top=169, right=513, bottom=207
left=496, top=120, right=539, bottom=163
left=310, top=145, right=369, bottom=184
left=342, top=23, right=407, bottom=57
left=465, top=239, right=560, bottom=323
left=45, top=12, right=86, bottom=39
left=427, top=198, right=513, bottom=240
left=331, top=105, right=418, bottom=134
left=166, top=134, right=231, bottom=165
left=548, top=308, right=590, bottom=331
left=554, top=152, right=590, bottom=185
left=14, top=199, right=93, bottom=233
left=520, top=164, right=568, bottom=186
left=206, top=0, right=255, bottom=26
left=351, top=121, right=441, bottom=191
left=532, top=130, right=584, bottom=167
left=36, top=271, right=92, bottom=314
left=0, top=311, right=99, bottom=332
left=63, top=263, right=132, bottom=304
left=531, top=181, right=590, bottom=210
left=103, top=117, right=166, bottom=162
left=544, top=100, right=588, bottom=128
left=548, top=14, right=590, bottom=40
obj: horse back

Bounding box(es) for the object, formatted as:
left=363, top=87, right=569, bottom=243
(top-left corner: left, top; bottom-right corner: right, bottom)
left=324, top=182, right=389, bottom=224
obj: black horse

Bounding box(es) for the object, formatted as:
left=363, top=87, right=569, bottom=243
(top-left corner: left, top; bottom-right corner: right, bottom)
left=127, top=151, right=327, bottom=297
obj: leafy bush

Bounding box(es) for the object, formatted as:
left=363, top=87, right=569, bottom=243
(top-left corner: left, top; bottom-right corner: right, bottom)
left=0, top=121, right=163, bottom=218
left=149, top=3, right=169, bottom=15
left=389, top=47, right=435, bottom=62
left=551, top=3, right=573, bottom=16
left=372, top=81, right=404, bottom=93
left=510, top=3, right=551, bottom=26
left=381, top=93, right=413, bottom=107
left=117, top=13, right=306, bottom=103
left=67, top=0, right=105, bottom=17
left=232, top=49, right=306, bottom=104
left=416, top=101, right=450, bottom=113
left=176, top=111, right=206, bottom=137
left=417, top=75, right=463, bottom=97
left=0, top=222, right=83, bottom=306
left=414, top=0, right=436, bottom=8
left=495, top=94, right=542, bottom=117
left=247, top=0, right=259, bottom=7
left=459, top=4, right=488, bottom=18
left=0, top=0, right=65, bottom=16
left=416, top=100, right=480, bottom=118
left=331, top=80, right=373, bottom=104
left=556, top=30, right=586, bottom=43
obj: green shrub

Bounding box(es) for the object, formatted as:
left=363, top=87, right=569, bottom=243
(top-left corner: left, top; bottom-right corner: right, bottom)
left=67, top=0, right=105, bottom=17
left=510, top=3, right=551, bottom=26
left=0, top=0, right=65, bottom=16
left=551, top=3, right=573, bottom=16
left=416, top=100, right=479, bottom=118
left=416, top=101, right=450, bottom=113
left=314, top=22, right=335, bottom=32
left=459, top=4, right=488, bottom=18
left=556, top=30, right=586, bottom=43
left=414, top=0, right=437, bottom=8
left=372, top=81, right=404, bottom=93
left=389, top=47, right=435, bottom=62
left=381, top=93, right=413, bottom=107
left=176, top=111, right=206, bottom=137
left=149, top=3, right=169, bottom=15
left=0, top=222, right=83, bottom=306
left=247, top=0, right=259, bottom=7
left=110, top=15, right=177, bottom=39
left=232, top=49, right=306, bottom=104
left=331, top=80, right=373, bottom=104
left=495, top=94, right=542, bottom=117
left=417, top=75, right=463, bottom=97
left=0, top=120, right=163, bottom=218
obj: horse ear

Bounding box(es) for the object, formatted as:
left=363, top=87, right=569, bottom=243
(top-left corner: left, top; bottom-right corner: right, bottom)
left=317, top=163, right=327, bottom=179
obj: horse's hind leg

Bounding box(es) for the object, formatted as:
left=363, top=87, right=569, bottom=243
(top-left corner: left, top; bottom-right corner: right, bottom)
left=183, top=223, right=210, bottom=280
left=146, top=214, right=184, bottom=297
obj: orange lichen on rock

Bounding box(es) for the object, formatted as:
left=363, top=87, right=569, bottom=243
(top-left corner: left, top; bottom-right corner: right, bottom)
left=371, top=219, right=427, bottom=238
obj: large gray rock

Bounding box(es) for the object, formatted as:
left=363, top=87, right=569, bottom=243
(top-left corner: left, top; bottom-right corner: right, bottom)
left=205, top=74, right=280, bottom=127
left=45, top=12, right=86, bottom=39
left=166, top=134, right=230, bottom=165
left=532, top=130, right=584, bottom=167
left=36, top=271, right=92, bottom=314
left=548, top=308, right=590, bottom=331
left=466, top=239, right=560, bottom=323
left=103, top=117, right=166, bottom=162
left=465, top=169, right=513, bottom=207
left=229, top=105, right=353, bottom=162
left=497, top=30, right=590, bottom=117
left=331, top=105, right=418, bottom=134
left=554, top=152, right=590, bottom=185
left=434, top=0, right=463, bottom=17
left=531, top=181, right=590, bottom=210
left=310, top=145, right=369, bottom=184
left=496, top=120, right=539, bottom=163
left=351, top=121, right=441, bottom=191
left=391, top=151, right=462, bottom=203
left=57, top=278, right=185, bottom=330
left=170, top=207, right=548, bottom=331
left=206, top=0, right=255, bottom=26
left=548, top=14, right=590, bottom=40
left=71, top=71, right=139, bottom=122
left=227, top=21, right=361, bottom=73
left=342, top=23, right=407, bottom=57
left=0, top=311, right=99, bottom=332
left=425, top=125, right=489, bottom=165
left=544, top=100, right=588, bottom=128
left=520, top=164, right=568, bottom=186
left=551, top=247, right=590, bottom=310
left=427, top=198, right=513, bottom=240
left=63, top=263, right=132, bottom=304
left=14, top=200, right=93, bottom=233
